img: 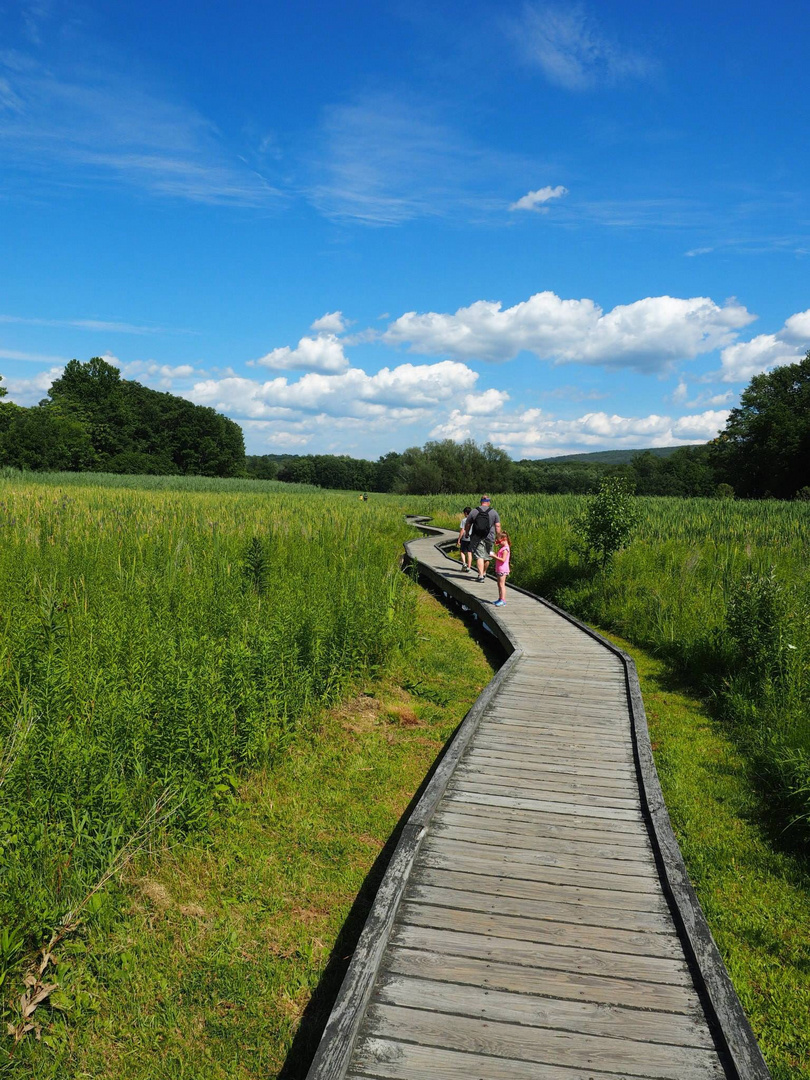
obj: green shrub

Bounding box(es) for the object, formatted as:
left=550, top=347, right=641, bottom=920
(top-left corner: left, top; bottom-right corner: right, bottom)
left=575, top=476, right=640, bottom=566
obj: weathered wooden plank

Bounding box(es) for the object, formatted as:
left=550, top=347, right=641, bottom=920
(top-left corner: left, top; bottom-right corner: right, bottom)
left=487, top=706, right=628, bottom=725
left=494, top=688, right=628, bottom=707
left=376, top=973, right=714, bottom=1047
left=479, top=721, right=631, bottom=748
left=446, top=784, right=643, bottom=820
left=451, top=775, right=642, bottom=811
left=446, top=790, right=646, bottom=832
left=421, top=839, right=661, bottom=894
left=432, top=813, right=651, bottom=857
left=458, top=759, right=637, bottom=793
left=406, top=876, right=672, bottom=933
left=347, top=1038, right=699, bottom=1080
left=416, top=852, right=668, bottom=912
left=399, top=899, right=676, bottom=958
left=382, top=946, right=697, bottom=1013
left=470, top=741, right=636, bottom=773
left=476, top=722, right=632, bottom=744
left=348, top=1038, right=644, bottom=1080
left=390, top=923, right=694, bottom=987
left=433, top=803, right=652, bottom=847
left=466, top=749, right=634, bottom=778
left=431, top=823, right=655, bottom=869
left=361, top=1005, right=723, bottom=1079
left=504, top=675, right=627, bottom=691
left=465, top=749, right=636, bottom=782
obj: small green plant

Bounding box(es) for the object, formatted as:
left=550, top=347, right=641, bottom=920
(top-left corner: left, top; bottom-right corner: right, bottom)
left=241, top=535, right=269, bottom=595
left=575, top=476, right=640, bottom=566
left=715, top=483, right=735, bottom=499
left=725, top=569, right=785, bottom=677
left=0, top=925, right=24, bottom=992
left=796, top=485, right=810, bottom=501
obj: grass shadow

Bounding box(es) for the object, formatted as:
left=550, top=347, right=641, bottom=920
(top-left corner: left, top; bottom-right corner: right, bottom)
left=276, top=705, right=467, bottom=1078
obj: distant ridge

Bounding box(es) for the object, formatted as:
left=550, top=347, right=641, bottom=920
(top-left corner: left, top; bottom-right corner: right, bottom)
left=530, top=445, right=694, bottom=465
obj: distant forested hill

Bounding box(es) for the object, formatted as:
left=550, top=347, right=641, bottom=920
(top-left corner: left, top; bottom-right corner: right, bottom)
left=0, top=357, right=245, bottom=476
left=533, top=446, right=688, bottom=465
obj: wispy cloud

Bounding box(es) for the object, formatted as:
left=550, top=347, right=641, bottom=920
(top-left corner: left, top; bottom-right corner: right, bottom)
left=305, top=95, right=530, bottom=225
left=0, top=347, right=68, bottom=363
left=0, top=314, right=185, bottom=334
left=0, top=49, right=283, bottom=206
left=509, top=3, right=656, bottom=91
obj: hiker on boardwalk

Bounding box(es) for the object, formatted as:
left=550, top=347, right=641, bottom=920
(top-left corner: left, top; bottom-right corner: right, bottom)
left=456, top=506, right=473, bottom=573
left=493, top=530, right=511, bottom=606
left=464, top=495, right=501, bottom=582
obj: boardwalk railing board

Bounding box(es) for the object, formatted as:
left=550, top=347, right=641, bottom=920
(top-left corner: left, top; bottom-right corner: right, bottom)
left=304, top=517, right=770, bottom=1080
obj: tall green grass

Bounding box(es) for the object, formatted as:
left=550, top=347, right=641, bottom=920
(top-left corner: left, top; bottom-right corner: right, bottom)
left=417, top=493, right=810, bottom=837
left=0, top=478, right=415, bottom=968
left=0, top=466, right=318, bottom=494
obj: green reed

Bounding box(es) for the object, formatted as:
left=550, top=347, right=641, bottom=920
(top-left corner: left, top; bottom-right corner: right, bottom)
left=0, top=478, right=415, bottom=955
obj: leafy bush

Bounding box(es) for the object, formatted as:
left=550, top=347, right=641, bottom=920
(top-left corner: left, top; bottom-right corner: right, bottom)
left=575, top=476, right=640, bottom=566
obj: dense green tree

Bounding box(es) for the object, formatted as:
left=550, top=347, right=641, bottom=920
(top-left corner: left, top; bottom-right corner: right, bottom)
left=0, top=358, right=245, bottom=477
left=2, top=405, right=96, bottom=471
left=245, top=455, right=280, bottom=480
left=373, top=451, right=403, bottom=492
left=712, top=352, right=810, bottom=498
left=628, top=446, right=715, bottom=497
left=394, top=439, right=512, bottom=494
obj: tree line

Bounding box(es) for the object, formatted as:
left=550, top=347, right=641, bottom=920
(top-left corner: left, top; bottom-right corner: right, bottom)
left=0, top=357, right=245, bottom=477
left=2, top=350, right=807, bottom=497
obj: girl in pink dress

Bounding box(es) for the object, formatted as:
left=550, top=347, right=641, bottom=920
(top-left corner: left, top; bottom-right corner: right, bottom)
left=493, top=531, right=511, bottom=606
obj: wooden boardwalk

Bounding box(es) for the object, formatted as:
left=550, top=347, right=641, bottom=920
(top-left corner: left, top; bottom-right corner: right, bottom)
left=306, top=523, right=769, bottom=1080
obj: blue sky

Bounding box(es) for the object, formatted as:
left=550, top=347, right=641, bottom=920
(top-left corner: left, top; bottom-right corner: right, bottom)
left=1, top=0, right=808, bottom=458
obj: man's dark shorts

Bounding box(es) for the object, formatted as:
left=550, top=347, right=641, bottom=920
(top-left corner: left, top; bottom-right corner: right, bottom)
left=460, top=538, right=472, bottom=553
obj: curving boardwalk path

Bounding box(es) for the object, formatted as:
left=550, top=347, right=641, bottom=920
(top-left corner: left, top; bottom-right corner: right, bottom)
left=306, top=522, right=769, bottom=1080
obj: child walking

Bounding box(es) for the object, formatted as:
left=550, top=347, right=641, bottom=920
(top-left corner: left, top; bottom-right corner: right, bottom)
left=493, top=531, right=511, bottom=606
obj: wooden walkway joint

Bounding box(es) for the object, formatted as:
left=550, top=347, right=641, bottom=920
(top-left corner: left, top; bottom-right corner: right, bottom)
left=306, top=519, right=770, bottom=1080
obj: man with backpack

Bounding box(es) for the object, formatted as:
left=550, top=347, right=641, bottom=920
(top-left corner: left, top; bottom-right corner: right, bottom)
left=464, top=495, right=501, bottom=582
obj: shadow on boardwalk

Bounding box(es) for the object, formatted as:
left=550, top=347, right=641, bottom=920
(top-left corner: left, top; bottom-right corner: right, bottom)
left=277, top=705, right=474, bottom=1079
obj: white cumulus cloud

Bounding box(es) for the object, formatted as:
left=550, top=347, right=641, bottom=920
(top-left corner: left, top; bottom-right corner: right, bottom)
left=430, top=405, right=728, bottom=457
left=718, top=307, right=810, bottom=382
left=253, top=333, right=349, bottom=374
left=187, top=360, right=478, bottom=421
left=3, top=366, right=64, bottom=406
left=384, top=291, right=755, bottom=371
left=310, top=311, right=348, bottom=334
left=463, top=389, right=510, bottom=414
left=485, top=407, right=728, bottom=457
left=510, top=185, right=568, bottom=212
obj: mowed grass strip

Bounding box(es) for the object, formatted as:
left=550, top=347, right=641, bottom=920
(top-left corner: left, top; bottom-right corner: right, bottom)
left=600, top=631, right=810, bottom=1080
left=12, top=589, right=495, bottom=1079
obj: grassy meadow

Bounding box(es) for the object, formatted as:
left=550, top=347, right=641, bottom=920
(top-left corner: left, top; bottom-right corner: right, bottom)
left=2, top=471, right=809, bottom=1077
left=0, top=475, right=420, bottom=1025
left=8, top=587, right=495, bottom=1079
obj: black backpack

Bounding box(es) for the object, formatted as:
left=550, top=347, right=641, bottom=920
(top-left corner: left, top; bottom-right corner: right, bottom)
left=470, top=508, right=493, bottom=537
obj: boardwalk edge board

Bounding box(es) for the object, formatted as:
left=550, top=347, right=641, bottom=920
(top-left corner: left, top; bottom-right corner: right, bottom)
left=304, top=517, right=770, bottom=1080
